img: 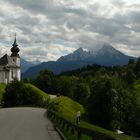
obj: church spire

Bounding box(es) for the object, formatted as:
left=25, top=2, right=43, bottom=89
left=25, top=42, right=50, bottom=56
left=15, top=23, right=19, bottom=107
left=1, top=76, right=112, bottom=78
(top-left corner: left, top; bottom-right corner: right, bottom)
left=11, top=34, right=20, bottom=57
left=13, top=33, right=18, bottom=47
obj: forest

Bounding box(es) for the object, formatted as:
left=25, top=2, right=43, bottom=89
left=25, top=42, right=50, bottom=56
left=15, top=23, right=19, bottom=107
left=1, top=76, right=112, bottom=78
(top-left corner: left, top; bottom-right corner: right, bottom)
left=23, top=58, right=140, bottom=137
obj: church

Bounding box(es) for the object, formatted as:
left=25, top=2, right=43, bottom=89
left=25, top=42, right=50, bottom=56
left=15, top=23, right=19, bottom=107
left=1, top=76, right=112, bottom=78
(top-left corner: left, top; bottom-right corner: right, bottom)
left=0, top=37, right=20, bottom=84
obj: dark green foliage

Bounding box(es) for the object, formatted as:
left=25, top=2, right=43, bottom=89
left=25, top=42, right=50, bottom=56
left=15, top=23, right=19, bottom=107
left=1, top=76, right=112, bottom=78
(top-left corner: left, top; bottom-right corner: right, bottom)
left=29, top=58, right=140, bottom=137
left=87, top=75, right=119, bottom=130
left=123, top=69, right=136, bottom=84
left=2, top=80, right=45, bottom=107
left=34, top=70, right=55, bottom=93
left=74, top=83, right=90, bottom=105
left=126, top=105, right=140, bottom=137
left=56, top=76, right=78, bottom=97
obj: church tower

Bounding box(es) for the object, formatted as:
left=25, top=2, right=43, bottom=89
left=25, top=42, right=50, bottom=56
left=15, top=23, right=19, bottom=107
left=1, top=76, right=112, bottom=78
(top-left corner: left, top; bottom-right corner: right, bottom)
left=10, top=35, right=21, bottom=81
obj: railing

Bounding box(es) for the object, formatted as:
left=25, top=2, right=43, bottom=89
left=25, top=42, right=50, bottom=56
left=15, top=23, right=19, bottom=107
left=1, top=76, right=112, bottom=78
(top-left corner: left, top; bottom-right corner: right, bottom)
left=47, top=110, right=118, bottom=140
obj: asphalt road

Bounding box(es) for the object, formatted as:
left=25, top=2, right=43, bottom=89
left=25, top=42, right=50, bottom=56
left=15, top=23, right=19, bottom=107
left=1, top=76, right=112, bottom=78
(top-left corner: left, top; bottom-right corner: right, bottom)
left=0, top=107, right=62, bottom=140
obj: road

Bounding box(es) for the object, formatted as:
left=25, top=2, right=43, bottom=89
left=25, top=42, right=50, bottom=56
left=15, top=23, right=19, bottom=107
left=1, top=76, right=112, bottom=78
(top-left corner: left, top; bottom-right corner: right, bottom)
left=0, top=107, right=62, bottom=140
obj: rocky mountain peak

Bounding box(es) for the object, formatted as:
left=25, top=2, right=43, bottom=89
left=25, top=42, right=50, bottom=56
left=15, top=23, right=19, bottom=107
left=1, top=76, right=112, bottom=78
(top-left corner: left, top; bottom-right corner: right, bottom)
left=74, top=47, right=84, bottom=54
left=58, top=47, right=90, bottom=62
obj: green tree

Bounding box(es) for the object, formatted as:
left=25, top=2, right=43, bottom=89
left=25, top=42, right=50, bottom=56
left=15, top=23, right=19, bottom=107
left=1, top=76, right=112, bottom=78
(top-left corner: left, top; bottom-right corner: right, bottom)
left=56, top=76, right=78, bottom=98
left=74, top=83, right=90, bottom=105
left=35, top=70, right=55, bottom=93
left=123, top=69, right=136, bottom=84
left=87, top=75, right=132, bottom=130
left=2, top=81, right=44, bottom=107
left=134, top=58, right=140, bottom=77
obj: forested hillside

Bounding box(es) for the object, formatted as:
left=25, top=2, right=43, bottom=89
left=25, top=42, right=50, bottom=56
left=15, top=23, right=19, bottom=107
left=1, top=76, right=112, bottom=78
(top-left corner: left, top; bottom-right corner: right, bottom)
left=25, top=58, right=140, bottom=137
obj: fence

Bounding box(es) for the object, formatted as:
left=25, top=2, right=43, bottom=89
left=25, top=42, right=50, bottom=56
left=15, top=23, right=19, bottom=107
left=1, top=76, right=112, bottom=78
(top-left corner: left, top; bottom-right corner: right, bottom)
left=47, top=110, right=118, bottom=140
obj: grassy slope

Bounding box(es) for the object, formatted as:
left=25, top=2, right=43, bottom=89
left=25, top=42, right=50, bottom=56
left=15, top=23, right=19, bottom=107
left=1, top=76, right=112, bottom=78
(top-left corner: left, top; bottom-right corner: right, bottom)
left=24, top=83, right=49, bottom=101
left=0, top=84, right=6, bottom=102
left=50, top=96, right=85, bottom=122
left=50, top=96, right=134, bottom=140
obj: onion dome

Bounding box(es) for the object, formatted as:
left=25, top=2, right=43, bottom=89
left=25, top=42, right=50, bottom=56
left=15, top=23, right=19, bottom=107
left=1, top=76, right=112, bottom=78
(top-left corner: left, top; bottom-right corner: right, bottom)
left=11, top=36, right=20, bottom=57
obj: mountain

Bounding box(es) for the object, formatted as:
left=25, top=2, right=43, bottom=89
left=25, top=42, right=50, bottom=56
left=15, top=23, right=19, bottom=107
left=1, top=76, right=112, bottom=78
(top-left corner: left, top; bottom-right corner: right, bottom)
left=22, top=45, right=135, bottom=78
left=87, top=45, right=132, bottom=66
left=20, top=59, right=39, bottom=73
left=58, top=47, right=91, bottom=61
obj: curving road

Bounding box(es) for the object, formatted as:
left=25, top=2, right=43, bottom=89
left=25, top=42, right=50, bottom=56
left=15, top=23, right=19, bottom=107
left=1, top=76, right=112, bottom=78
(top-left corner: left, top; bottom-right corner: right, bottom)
left=0, top=107, right=62, bottom=140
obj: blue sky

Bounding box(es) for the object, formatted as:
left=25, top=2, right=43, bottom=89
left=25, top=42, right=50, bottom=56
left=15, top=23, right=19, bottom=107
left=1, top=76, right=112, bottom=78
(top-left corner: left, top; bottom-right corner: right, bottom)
left=0, top=0, right=140, bottom=62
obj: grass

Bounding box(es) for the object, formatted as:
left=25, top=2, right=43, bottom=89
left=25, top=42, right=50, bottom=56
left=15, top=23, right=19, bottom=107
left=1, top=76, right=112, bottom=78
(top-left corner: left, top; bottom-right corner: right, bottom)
left=49, top=96, right=134, bottom=140
left=0, top=84, right=6, bottom=102
left=58, top=125, right=91, bottom=140
left=50, top=96, right=85, bottom=122
left=24, top=83, right=49, bottom=100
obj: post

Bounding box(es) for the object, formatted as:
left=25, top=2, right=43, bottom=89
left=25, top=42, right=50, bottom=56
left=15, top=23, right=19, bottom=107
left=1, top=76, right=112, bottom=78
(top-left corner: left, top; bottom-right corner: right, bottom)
left=76, top=111, right=81, bottom=125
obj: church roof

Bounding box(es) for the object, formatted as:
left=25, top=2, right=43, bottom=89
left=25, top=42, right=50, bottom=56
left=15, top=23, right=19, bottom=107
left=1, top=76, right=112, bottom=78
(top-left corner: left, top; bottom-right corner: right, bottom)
left=0, top=54, right=17, bottom=67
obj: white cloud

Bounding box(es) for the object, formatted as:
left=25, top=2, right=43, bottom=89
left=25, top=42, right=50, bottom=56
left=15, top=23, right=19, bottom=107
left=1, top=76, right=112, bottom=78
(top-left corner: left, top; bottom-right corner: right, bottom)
left=0, top=0, right=140, bottom=61
left=20, top=43, right=75, bottom=62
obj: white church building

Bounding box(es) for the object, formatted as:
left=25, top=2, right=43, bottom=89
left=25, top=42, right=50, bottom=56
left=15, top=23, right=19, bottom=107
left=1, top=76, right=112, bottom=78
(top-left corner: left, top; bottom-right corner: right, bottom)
left=0, top=37, right=20, bottom=84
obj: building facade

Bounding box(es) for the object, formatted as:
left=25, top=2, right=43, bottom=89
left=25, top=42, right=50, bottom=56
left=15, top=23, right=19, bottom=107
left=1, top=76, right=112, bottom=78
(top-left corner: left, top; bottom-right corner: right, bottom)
left=0, top=37, right=20, bottom=84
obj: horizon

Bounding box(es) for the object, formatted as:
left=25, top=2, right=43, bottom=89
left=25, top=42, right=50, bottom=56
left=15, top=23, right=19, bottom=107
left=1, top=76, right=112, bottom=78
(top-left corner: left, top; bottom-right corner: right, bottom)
left=23, top=45, right=138, bottom=63
left=0, top=0, right=140, bottom=62
left=1, top=44, right=138, bottom=63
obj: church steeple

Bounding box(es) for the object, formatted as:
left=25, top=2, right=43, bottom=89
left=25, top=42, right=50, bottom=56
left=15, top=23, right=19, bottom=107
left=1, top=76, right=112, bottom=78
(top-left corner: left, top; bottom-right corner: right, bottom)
left=11, top=34, right=20, bottom=57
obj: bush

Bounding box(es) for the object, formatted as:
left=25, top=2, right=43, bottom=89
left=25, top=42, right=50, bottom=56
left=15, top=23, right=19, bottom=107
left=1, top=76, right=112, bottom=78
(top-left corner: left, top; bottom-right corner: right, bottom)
left=2, top=80, right=46, bottom=107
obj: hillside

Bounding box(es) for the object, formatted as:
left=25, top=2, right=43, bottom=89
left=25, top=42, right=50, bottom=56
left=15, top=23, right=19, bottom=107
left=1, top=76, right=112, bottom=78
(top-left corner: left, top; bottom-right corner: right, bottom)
left=24, top=83, right=49, bottom=100
left=49, top=96, right=85, bottom=122
left=48, top=96, right=134, bottom=140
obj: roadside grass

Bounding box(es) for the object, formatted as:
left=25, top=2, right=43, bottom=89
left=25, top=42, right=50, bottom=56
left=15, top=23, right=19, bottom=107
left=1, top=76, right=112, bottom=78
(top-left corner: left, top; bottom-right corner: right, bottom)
left=49, top=96, right=134, bottom=140
left=50, top=96, right=85, bottom=122
left=24, top=83, right=50, bottom=107
left=24, top=83, right=49, bottom=100
left=58, top=125, right=91, bottom=140
left=0, top=84, right=6, bottom=102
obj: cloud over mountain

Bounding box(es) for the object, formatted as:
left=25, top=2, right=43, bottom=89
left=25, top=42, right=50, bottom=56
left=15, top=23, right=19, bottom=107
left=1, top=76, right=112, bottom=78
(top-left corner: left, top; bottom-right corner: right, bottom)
left=0, top=0, right=140, bottom=61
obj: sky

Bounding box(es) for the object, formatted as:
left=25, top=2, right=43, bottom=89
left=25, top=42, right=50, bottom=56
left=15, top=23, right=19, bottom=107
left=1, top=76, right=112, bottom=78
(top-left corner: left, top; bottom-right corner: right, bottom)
left=0, top=0, right=140, bottom=62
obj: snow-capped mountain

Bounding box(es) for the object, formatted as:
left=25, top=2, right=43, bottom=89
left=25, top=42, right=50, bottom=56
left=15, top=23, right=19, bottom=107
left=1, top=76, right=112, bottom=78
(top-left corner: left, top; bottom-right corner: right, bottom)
left=58, top=47, right=91, bottom=62
left=22, top=45, right=135, bottom=78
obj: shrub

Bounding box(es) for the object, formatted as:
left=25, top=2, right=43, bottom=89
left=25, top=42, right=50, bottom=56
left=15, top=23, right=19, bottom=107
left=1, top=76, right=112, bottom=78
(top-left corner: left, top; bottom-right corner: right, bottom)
left=2, top=80, right=47, bottom=107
